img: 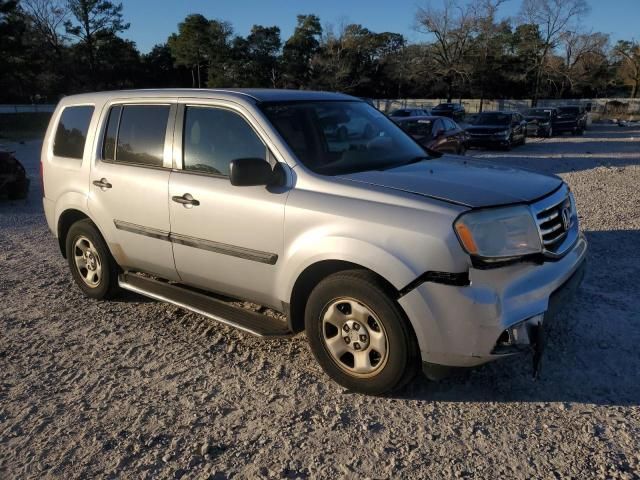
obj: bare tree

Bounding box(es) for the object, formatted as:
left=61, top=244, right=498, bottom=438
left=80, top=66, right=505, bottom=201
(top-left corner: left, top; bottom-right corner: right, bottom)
left=614, top=40, right=640, bottom=98
left=415, top=0, right=478, bottom=101
left=519, top=0, right=590, bottom=105
left=551, top=31, right=608, bottom=96
left=22, top=0, right=68, bottom=54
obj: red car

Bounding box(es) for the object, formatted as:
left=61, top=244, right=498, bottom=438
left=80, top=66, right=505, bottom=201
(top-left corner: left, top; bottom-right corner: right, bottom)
left=394, top=116, right=468, bottom=155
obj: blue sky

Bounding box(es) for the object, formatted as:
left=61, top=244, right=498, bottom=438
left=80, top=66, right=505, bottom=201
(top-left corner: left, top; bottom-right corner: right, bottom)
left=120, top=0, right=639, bottom=53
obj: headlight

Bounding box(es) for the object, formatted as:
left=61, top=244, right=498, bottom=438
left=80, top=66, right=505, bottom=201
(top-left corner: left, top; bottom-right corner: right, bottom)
left=539, top=121, right=549, bottom=126
left=495, top=130, right=510, bottom=136
left=454, top=205, right=542, bottom=260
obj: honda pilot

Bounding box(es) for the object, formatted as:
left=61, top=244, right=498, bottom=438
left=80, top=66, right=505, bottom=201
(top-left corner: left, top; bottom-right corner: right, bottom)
left=41, top=89, right=587, bottom=394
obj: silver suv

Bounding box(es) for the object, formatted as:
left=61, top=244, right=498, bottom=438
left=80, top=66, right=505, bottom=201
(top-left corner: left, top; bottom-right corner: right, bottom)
left=42, top=89, right=587, bottom=394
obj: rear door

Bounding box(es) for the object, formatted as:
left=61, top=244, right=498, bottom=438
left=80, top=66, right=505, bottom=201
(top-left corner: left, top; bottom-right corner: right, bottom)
left=168, top=100, right=288, bottom=308
left=88, top=100, right=179, bottom=280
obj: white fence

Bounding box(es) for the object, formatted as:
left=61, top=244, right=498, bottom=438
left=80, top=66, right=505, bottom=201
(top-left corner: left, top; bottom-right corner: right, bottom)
left=0, top=104, right=56, bottom=114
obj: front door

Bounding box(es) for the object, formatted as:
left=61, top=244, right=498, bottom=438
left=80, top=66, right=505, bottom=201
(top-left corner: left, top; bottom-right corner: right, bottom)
left=168, top=102, right=289, bottom=309
left=88, top=101, right=179, bottom=281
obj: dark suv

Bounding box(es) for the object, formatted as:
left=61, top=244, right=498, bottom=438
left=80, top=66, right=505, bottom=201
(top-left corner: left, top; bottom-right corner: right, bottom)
left=555, top=106, right=587, bottom=135
left=524, top=108, right=558, bottom=137
left=431, top=103, right=466, bottom=122
left=465, top=111, right=527, bottom=150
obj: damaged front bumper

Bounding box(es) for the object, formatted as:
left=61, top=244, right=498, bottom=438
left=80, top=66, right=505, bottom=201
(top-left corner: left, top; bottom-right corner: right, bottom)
left=398, top=232, right=588, bottom=371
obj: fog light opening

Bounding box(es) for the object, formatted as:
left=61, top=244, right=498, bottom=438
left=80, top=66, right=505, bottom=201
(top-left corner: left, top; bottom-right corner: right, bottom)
left=492, top=314, right=544, bottom=355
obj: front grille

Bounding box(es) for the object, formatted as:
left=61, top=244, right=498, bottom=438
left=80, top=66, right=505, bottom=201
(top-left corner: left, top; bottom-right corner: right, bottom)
left=534, top=194, right=571, bottom=251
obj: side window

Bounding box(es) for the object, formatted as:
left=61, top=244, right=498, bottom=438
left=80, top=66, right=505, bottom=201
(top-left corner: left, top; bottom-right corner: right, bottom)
left=183, top=106, right=266, bottom=176
left=53, top=106, right=94, bottom=159
left=115, top=105, right=170, bottom=167
left=445, top=119, right=457, bottom=131
left=102, top=105, right=121, bottom=161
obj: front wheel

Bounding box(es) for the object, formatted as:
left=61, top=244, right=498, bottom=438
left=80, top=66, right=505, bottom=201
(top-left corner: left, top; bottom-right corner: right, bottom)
left=305, top=270, right=419, bottom=394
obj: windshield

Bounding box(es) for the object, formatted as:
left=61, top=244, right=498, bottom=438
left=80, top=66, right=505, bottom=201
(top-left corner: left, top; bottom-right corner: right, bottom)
left=526, top=109, right=551, bottom=118
left=260, top=101, right=428, bottom=175
left=473, top=113, right=511, bottom=125
left=398, top=119, right=434, bottom=137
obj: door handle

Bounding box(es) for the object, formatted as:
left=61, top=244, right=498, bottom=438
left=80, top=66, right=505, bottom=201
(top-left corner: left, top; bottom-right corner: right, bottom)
left=92, top=178, right=112, bottom=190
left=172, top=193, right=200, bottom=207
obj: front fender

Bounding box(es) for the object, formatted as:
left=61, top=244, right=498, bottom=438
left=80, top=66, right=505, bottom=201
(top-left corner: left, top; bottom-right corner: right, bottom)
left=276, top=235, right=421, bottom=304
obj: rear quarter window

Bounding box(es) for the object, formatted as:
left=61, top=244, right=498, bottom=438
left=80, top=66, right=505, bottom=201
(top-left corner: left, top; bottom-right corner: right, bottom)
left=53, top=106, right=94, bottom=159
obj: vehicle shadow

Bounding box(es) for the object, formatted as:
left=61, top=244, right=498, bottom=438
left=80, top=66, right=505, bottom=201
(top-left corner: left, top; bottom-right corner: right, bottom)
left=470, top=125, right=640, bottom=175
left=393, top=228, right=640, bottom=407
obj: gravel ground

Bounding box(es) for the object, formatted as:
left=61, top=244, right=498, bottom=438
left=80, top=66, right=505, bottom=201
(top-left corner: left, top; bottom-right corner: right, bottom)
left=1, top=125, right=639, bottom=479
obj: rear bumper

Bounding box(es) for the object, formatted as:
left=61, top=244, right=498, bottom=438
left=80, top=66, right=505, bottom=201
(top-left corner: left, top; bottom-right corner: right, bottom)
left=399, top=233, right=587, bottom=367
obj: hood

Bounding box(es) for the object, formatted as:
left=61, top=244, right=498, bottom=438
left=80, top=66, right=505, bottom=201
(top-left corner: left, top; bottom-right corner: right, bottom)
left=339, top=157, right=563, bottom=208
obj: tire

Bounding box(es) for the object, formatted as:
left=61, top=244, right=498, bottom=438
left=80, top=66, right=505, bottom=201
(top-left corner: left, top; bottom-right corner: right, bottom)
left=305, top=270, right=420, bottom=395
left=65, top=219, right=120, bottom=299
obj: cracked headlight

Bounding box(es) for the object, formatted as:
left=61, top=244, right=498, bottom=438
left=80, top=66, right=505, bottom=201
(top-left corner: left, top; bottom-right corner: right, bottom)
left=454, top=205, right=542, bottom=260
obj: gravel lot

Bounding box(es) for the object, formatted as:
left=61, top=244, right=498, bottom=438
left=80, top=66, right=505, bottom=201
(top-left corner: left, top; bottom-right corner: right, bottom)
left=1, top=125, right=639, bottom=479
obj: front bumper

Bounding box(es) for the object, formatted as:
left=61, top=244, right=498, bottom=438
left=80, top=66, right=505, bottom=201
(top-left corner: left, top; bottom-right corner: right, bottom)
left=467, top=135, right=511, bottom=148
left=398, top=233, right=587, bottom=367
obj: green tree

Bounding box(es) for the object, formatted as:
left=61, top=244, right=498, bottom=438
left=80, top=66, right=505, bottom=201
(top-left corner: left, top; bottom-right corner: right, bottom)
left=168, top=14, right=211, bottom=88
left=64, top=0, right=129, bottom=84
left=282, top=14, right=322, bottom=88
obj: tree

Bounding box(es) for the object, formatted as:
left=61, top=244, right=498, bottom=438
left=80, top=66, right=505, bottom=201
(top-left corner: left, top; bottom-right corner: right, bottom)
left=245, top=25, right=281, bottom=87
left=282, top=14, right=322, bottom=88
left=168, top=14, right=211, bottom=88
left=415, top=0, right=478, bottom=101
left=22, top=0, right=67, bottom=54
left=519, top=0, right=590, bottom=105
left=613, top=40, right=640, bottom=98
left=64, top=0, right=129, bottom=84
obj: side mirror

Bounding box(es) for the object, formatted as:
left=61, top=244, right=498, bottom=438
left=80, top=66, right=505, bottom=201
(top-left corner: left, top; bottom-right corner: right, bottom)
left=229, top=158, right=273, bottom=186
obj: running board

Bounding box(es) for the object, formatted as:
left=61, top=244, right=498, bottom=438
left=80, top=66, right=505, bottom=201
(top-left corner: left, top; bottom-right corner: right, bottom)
left=118, top=273, right=292, bottom=337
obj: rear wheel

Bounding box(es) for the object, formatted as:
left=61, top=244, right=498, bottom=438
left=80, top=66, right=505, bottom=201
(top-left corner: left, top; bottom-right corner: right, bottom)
left=65, top=219, right=120, bottom=299
left=305, top=270, right=419, bottom=394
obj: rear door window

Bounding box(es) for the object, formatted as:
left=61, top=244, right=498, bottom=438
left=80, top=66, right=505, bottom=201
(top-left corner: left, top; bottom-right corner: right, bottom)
left=53, top=106, right=94, bottom=159
left=114, top=105, right=170, bottom=167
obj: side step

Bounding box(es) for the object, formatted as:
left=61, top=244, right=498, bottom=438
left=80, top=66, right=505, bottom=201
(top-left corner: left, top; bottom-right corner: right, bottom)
left=118, top=273, right=292, bottom=337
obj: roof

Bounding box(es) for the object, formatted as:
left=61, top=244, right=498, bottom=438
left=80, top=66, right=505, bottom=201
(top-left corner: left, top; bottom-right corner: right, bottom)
left=58, top=88, right=359, bottom=105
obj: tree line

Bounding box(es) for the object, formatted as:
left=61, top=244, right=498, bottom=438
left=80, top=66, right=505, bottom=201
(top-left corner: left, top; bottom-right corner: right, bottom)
left=1, top=0, right=639, bottom=105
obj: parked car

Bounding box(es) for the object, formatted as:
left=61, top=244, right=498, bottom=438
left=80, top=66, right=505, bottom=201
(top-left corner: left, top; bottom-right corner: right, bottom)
left=394, top=116, right=468, bottom=155
left=0, top=149, right=29, bottom=200
left=524, top=107, right=558, bottom=137
left=430, top=103, right=466, bottom=122
left=388, top=107, right=430, bottom=119
left=42, top=89, right=587, bottom=394
left=466, top=111, right=527, bottom=150
left=555, top=106, right=587, bottom=135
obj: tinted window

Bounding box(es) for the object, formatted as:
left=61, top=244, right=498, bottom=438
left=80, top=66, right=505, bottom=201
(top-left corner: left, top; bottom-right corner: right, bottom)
left=116, top=105, right=169, bottom=167
left=390, top=109, right=411, bottom=117
left=474, top=113, right=511, bottom=125
left=445, top=119, right=457, bottom=130
left=399, top=119, right=433, bottom=137
left=102, top=106, right=122, bottom=161
left=53, top=106, right=94, bottom=159
left=183, top=107, right=266, bottom=176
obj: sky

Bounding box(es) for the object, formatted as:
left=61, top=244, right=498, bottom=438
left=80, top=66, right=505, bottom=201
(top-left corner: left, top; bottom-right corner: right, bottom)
left=120, top=0, right=639, bottom=54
